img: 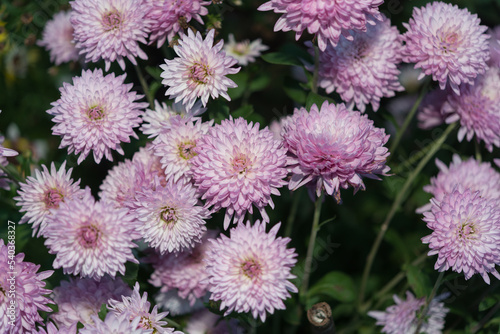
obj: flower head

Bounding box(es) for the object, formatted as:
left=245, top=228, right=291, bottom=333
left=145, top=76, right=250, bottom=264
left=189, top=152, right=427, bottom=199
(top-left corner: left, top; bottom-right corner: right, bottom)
left=282, top=101, right=390, bottom=201
left=258, top=0, right=383, bottom=51
left=402, top=1, right=490, bottom=95
left=160, top=29, right=240, bottom=109
left=0, top=240, right=53, bottom=334
left=70, top=0, right=151, bottom=71
left=15, top=161, right=84, bottom=237
left=37, top=11, right=79, bottom=65
left=205, top=221, right=298, bottom=322
left=223, top=34, right=268, bottom=66
left=368, top=291, right=449, bottom=334
left=185, top=309, right=243, bottom=334
left=192, top=117, right=288, bottom=229
left=44, top=189, right=139, bottom=279
left=144, top=0, right=210, bottom=47
left=312, top=15, right=403, bottom=112
left=33, top=322, right=78, bottom=334
left=47, top=68, right=146, bottom=164
left=80, top=313, right=154, bottom=334
left=422, top=187, right=500, bottom=284
left=0, top=135, right=16, bottom=190
left=417, top=88, right=449, bottom=130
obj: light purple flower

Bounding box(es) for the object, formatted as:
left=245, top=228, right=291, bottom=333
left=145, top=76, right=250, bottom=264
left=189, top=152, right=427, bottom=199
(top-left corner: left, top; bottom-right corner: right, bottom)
left=144, top=0, right=210, bottom=47
left=160, top=29, right=240, bottom=109
left=402, top=1, right=490, bottom=95
left=80, top=313, right=154, bottom=334
left=191, top=117, right=288, bottom=229
left=488, top=26, right=500, bottom=67
left=44, top=188, right=139, bottom=279
left=368, top=291, right=448, bottom=334
left=0, top=135, right=16, bottom=190
left=185, top=309, right=243, bottom=334
left=224, top=34, right=269, bottom=66
left=47, top=68, right=146, bottom=164
left=0, top=136, right=18, bottom=158
left=205, top=221, right=298, bottom=322
left=417, top=88, right=449, bottom=130
left=14, top=161, right=84, bottom=237
left=37, top=11, right=79, bottom=65
left=50, top=276, right=131, bottom=328
left=282, top=101, right=390, bottom=201
left=422, top=187, right=500, bottom=284
left=70, top=0, right=151, bottom=71
left=32, top=322, right=78, bottom=334
left=311, top=15, right=403, bottom=112
left=0, top=240, right=53, bottom=334
left=258, top=0, right=383, bottom=51
left=154, top=290, right=205, bottom=317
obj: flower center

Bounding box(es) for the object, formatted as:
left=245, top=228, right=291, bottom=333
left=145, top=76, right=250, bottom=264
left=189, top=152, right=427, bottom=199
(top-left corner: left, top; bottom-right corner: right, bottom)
left=234, top=42, right=249, bottom=55
left=79, top=225, right=100, bottom=248
left=178, top=141, right=197, bottom=160
left=241, top=258, right=262, bottom=279
left=87, top=105, right=105, bottom=120
left=189, top=62, right=212, bottom=85
left=102, top=11, right=122, bottom=31
left=161, top=207, right=177, bottom=226
left=232, top=153, right=250, bottom=174
left=458, top=222, right=475, bottom=239
left=44, top=188, right=64, bottom=209
left=441, top=31, right=460, bottom=52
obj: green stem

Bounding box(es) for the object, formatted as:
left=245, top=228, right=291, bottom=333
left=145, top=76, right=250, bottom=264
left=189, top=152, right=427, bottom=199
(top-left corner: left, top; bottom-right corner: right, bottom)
left=134, top=65, right=154, bottom=107
left=357, top=123, right=457, bottom=312
left=311, top=46, right=320, bottom=94
left=300, top=192, right=324, bottom=300
left=474, top=140, right=482, bottom=162
left=414, top=271, right=445, bottom=334
left=284, top=189, right=301, bottom=238
left=471, top=301, right=500, bottom=333
left=388, top=81, right=429, bottom=161
left=0, top=164, right=22, bottom=185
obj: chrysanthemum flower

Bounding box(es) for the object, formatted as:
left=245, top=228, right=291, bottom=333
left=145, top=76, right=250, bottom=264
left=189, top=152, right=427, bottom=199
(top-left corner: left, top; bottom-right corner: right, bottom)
left=0, top=135, right=16, bottom=190
left=147, top=231, right=216, bottom=306
left=80, top=313, right=153, bottom=334
left=0, top=136, right=18, bottom=158
left=160, top=29, right=240, bottom=109
left=417, top=88, right=449, bottom=130
left=205, top=221, right=298, bottom=322
left=131, top=178, right=210, bottom=254
left=442, top=66, right=500, bottom=152
left=418, top=155, right=500, bottom=213
left=282, top=101, right=390, bottom=201
left=488, top=26, right=500, bottom=67
left=151, top=116, right=212, bottom=182
left=311, top=16, right=403, bottom=112
left=192, top=117, right=287, bottom=229
left=144, top=0, right=210, bottom=47
left=44, top=189, right=139, bottom=279
left=0, top=240, right=53, bottom=334
left=402, top=1, right=490, bottom=95
left=154, top=290, right=205, bottom=317
left=258, top=0, right=383, bottom=51
left=422, top=187, right=500, bottom=284
left=50, top=276, right=131, bottom=328
left=32, top=322, right=78, bottom=334
left=223, top=34, right=269, bottom=66
left=37, top=11, right=79, bottom=65
left=185, top=309, right=243, bottom=334
left=70, top=0, right=151, bottom=71
left=368, top=291, right=449, bottom=334
left=47, top=68, right=146, bottom=164
left=14, top=161, right=84, bottom=237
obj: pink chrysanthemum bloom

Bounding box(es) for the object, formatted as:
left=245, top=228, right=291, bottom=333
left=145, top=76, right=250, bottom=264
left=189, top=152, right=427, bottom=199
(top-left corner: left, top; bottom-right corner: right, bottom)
left=368, top=291, right=449, bottom=334
left=131, top=178, right=210, bottom=254
left=37, top=11, right=79, bottom=65
left=70, top=0, right=151, bottom=71
left=422, top=187, right=500, bottom=284
left=417, top=88, right=449, bottom=130
left=258, top=0, right=383, bottom=51
left=418, top=155, right=500, bottom=213
left=154, top=290, right=205, bottom=317
left=160, top=29, right=240, bottom=109
left=224, top=34, right=269, bottom=66
left=0, top=240, right=53, bottom=334
left=310, top=16, right=403, bottom=112
left=282, top=101, right=390, bottom=201
left=442, top=66, right=500, bottom=152
left=50, top=276, right=131, bottom=328
left=192, top=117, right=287, bottom=229
left=108, top=282, right=181, bottom=334
left=144, top=0, right=210, bottom=47
left=147, top=231, right=216, bottom=306
left=44, top=188, right=139, bottom=279
left=488, top=26, right=500, bottom=67
left=402, top=1, right=490, bottom=95
left=151, top=116, right=212, bottom=182
left=205, top=221, right=298, bottom=322
left=0, top=137, right=18, bottom=157
left=140, top=100, right=206, bottom=138
left=14, top=161, right=84, bottom=237
left=33, top=322, right=78, bottom=334
left=47, top=68, right=146, bottom=164
left=80, top=313, right=154, bottom=334
left=185, top=309, right=243, bottom=334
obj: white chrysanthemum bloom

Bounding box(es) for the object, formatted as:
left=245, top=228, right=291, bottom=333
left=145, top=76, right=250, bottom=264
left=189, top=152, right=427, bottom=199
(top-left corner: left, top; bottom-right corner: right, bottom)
left=160, top=29, right=240, bottom=109
left=223, top=34, right=269, bottom=66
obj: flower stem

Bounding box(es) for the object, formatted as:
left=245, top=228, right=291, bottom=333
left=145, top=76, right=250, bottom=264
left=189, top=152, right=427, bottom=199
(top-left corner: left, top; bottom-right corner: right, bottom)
left=300, top=192, right=324, bottom=301
left=285, top=189, right=301, bottom=238
left=357, top=122, right=456, bottom=312
left=134, top=65, right=154, bottom=107
left=311, top=45, right=320, bottom=94
left=414, top=271, right=445, bottom=334
left=0, top=163, right=23, bottom=185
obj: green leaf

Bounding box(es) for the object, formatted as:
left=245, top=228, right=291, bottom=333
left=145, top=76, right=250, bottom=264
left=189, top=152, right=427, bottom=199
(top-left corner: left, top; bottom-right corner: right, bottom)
left=227, top=72, right=249, bottom=100
left=405, top=264, right=432, bottom=298
left=248, top=73, right=270, bottom=92
left=207, top=100, right=230, bottom=123
left=122, top=261, right=139, bottom=286
left=307, top=271, right=356, bottom=306
left=145, top=66, right=162, bottom=81
left=232, top=104, right=254, bottom=119
left=283, top=80, right=307, bottom=104
left=98, top=303, right=108, bottom=321
left=305, top=92, right=336, bottom=110
left=261, top=52, right=303, bottom=67
left=479, top=296, right=498, bottom=312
